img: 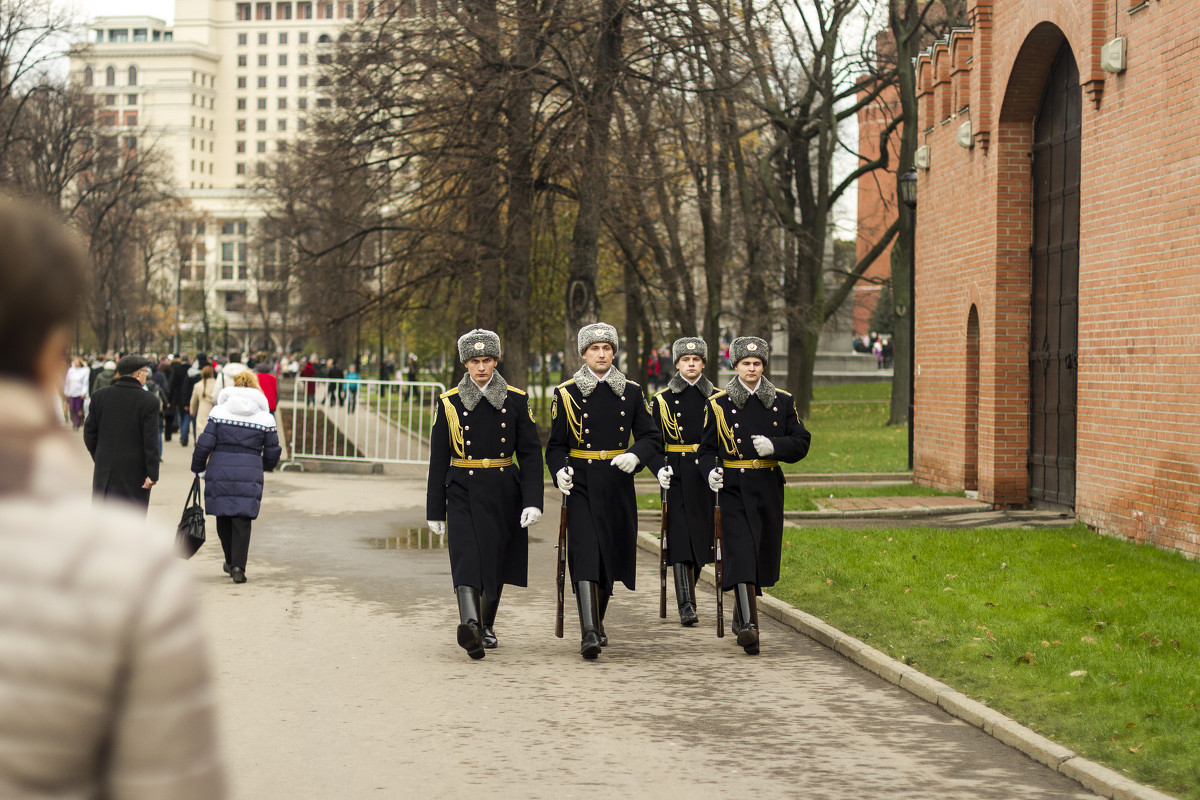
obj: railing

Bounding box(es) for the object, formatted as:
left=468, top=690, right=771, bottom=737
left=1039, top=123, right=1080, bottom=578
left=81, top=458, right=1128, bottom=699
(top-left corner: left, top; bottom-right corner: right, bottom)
left=284, top=377, right=445, bottom=467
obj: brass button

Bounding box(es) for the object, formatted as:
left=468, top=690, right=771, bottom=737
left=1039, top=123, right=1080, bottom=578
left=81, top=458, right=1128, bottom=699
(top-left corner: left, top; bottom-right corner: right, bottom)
left=620, top=396, right=625, bottom=401
left=466, top=440, right=471, bottom=445
left=465, top=425, right=470, bottom=431
left=463, top=411, right=468, bottom=416
left=740, top=468, right=746, bottom=473
left=481, top=458, right=491, bottom=468
left=773, top=421, right=778, bottom=427
left=500, top=438, right=506, bottom=443
left=501, top=422, right=507, bottom=428
left=599, top=450, right=609, bottom=460
left=468, top=469, right=475, bottom=475
left=584, top=428, right=590, bottom=434
left=734, top=423, right=739, bottom=428
left=751, top=459, right=761, bottom=469
left=583, top=413, right=589, bottom=418
left=502, top=408, right=507, bottom=413
left=620, top=411, right=625, bottom=416
left=588, top=459, right=594, bottom=464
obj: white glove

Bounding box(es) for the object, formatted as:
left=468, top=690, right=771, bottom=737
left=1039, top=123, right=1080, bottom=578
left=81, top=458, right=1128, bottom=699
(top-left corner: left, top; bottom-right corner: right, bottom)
left=427, top=520, right=446, bottom=536
left=708, top=468, right=724, bottom=492
left=192, top=471, right=206, bottom=479
left=519, top=507, right=542, bottom=528
left=611, top=452, right=639, bottom=473
left=752, top=435, right=775, bottom=457
left=556, top=466, right=574, bottom=496
left=656, top=465, right=673, bottom=490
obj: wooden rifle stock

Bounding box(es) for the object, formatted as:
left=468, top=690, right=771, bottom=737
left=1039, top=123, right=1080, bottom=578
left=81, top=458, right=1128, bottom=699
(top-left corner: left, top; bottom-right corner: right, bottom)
left=658, top=488, right=668, bottom=619
left=713, top=489, right=724, bottom=638
left=555, top=497, right=567, bottom=638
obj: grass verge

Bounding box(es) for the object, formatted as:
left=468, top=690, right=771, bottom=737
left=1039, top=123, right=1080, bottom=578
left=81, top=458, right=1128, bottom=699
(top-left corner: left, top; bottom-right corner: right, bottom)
left=789, top=382, right=907, bottom=474
left=771, top=523, right=1200, bottom=799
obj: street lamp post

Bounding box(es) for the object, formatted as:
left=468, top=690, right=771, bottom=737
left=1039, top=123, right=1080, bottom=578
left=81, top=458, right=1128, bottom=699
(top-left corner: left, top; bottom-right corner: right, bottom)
left=898, top=168, right=918, bottom=471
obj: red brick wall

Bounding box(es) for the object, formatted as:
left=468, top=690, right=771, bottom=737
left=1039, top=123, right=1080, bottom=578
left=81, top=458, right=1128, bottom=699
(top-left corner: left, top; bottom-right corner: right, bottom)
left=911, top=0, right=1200, bottom=557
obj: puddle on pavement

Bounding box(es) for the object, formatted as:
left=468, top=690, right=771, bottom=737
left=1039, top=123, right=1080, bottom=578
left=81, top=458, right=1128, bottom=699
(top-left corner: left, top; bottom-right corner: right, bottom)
left=364, top=526, right=447, bottom=550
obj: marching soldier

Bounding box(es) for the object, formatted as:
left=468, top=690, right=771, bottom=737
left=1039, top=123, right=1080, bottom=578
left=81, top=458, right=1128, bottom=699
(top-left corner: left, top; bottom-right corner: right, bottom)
left=427, top=329, right=544, bottom=660
left=649, top=337, right=717, bottom=626
left=698, top=336, right=810, bottom=655
left=546, top=323, right=662, bottom=659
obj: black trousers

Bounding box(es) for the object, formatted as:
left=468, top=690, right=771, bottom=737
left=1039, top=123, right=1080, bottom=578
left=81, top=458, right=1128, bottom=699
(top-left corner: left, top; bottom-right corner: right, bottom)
left=216, top=515, right=253, bottom=570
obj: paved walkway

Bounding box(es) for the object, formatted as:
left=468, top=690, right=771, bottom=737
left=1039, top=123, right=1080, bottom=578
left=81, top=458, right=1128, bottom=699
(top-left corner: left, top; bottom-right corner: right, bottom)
left=129, top=445, right=1150, bottom=800
left=816, top=495, right=990, bottom=512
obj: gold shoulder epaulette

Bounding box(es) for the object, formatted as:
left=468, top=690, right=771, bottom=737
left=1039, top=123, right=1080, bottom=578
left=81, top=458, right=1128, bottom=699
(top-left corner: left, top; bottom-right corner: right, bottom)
left=627, top=379, right=641, bottom=387
left=556, top=378, right=576, bottom=389
left=654, top=388, right=669, bottom=401
left=709, top=390, right=728, bottom=402
left=440, top=387, right=459, bottom=399
left=777, top=389, right=792, bottom=397
left=506, top=385, right=527, bottom=395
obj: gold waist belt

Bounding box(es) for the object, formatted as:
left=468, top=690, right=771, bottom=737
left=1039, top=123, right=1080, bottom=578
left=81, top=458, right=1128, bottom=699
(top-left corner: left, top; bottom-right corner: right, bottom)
left=568, top=448, right=627, bottom=461
left=722, top=458, right=778, bottom=470
left=450, top=457, right=513, bottom=469
left=665, top=444, right=699, bottom=453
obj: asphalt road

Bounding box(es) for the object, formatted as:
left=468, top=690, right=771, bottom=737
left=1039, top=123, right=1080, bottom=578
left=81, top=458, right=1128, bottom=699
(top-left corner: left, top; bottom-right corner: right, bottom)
left=141, top=445, right=1099, bottom=800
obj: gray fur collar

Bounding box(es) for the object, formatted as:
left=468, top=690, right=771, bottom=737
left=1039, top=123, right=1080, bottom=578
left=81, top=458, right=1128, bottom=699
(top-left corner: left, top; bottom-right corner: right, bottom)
left=724, top=375, right=777, bottom=410
left=668, top=372, right=714, bottom=397
left=457, top=371, right=508, bottom=411
left=572, top=365, right=628, bottom=398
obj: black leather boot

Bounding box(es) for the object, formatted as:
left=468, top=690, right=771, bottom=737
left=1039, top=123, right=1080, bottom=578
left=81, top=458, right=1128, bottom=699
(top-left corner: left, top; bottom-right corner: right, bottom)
left=597, top=585, right=610, bottom=647
left=731, top=589, right=743, bottom=636
left=455, top=586, right=485, bottom=660
left=481, top=587, right=502, bottom=649
left=674, top=563, right=698, bottom=626
left=576, top=582, right=602, bottom=659
left=734, top=583, right=759, bottom=655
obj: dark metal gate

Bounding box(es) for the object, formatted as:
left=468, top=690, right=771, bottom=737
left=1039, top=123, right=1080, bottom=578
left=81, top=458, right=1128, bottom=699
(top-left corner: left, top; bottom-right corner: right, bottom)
left=1029, top=43, right=1080, bottom=508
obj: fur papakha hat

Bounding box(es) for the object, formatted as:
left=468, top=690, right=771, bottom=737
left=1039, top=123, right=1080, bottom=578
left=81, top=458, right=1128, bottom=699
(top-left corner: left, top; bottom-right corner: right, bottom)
left=671, top=337, right=707, bottom=364
left=729, top=336, right=769, bottom=366
left=457, top=328, right=502, bottom=363
left=577, top=322, right=619, bottom=356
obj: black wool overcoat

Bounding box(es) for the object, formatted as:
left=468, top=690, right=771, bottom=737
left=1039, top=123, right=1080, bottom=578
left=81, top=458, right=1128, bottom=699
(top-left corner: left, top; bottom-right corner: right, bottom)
left=648, top=379, right=717, bottom=567
left=698, top=380, right=811, bottom=590
left=426, top=384, right=544, bottom=598
left=545, top=374, right=662, bottom=592
left=83, top=377, right=160, bottom=508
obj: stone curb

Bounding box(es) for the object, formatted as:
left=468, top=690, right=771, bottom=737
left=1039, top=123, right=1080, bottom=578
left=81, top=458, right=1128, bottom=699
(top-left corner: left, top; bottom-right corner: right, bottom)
left=636, top=503, right=990, bottom=521
left=634, top=531, right=1177, bottom=800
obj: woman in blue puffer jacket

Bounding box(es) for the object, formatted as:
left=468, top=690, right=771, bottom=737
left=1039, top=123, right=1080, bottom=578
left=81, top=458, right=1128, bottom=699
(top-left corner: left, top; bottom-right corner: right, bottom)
left=191, top=370, right=281, bottom=583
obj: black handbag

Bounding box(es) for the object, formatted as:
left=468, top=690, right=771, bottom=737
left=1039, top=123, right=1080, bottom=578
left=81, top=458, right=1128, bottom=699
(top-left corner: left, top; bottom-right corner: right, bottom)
left=175, top=476, right=206, bottom=558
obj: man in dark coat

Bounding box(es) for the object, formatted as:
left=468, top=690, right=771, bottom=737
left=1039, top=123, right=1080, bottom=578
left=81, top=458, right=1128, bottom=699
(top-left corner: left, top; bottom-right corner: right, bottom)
left=426, top=329, right=544, bottom=660
left=546, top=323, right=662, bottom=659
left=649, top=337, right=717, bottom=627
left=168, top=357, right=194, bottom=446
left=83, top=355, right=160, bottom=511
left=698, top=336, right=811, bottom=655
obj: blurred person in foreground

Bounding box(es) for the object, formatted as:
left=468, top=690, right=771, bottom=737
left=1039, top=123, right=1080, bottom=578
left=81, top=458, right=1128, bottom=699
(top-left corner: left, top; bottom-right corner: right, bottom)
left=84, top=354, right=161, bottom=511
left=192, top=369, right=281, bottom=584
left=0, top=195, right=225, bottom=798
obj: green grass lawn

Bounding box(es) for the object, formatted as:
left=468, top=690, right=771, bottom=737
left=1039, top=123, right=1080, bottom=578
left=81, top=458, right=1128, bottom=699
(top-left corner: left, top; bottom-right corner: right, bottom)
left=771, top=524, right=1200, bottom=799
left=787, top=382, right=908, bottom=474
left=637, top=483, right=959, bottom=512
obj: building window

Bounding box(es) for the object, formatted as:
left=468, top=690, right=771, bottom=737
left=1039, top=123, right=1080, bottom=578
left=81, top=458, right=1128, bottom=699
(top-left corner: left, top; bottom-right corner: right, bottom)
left=278, top=76, right=287, bottom=88
left=279, top=32, right=288, bottom=45
left=124, top=136, right=137, bottom=150
left=237, top=119, right=247, bottom=131
left=258, top=54, right=267, bottom=67
left=316, top=97, right=330, bottom=108
left=224, top=291, right=246, bottom=312
left=237, top=76, right=247, bottom=88
left=277, top=97, right=287, bottom=109
left=277, top=140, right=288, bottom=152
left=256, top=2, right=271, bottom=20
left=127, top=93, right=137, bottom=105
left=237, top=140, right=246, bottom=153
left=236, top=163, right=246, bottom=174
left=320, top=2, right=333, bottom=18
left=318, top=33, right=331, bottom=43
left=127, top=66, right=137, bottom=85
left=237, top=98, right=247, bottom=110
left=278, top=54, right=287, bottom=67
left=298, top=2, right=312, bottom=19
left=297, top=96, right=307, bottom=109
left=83, top=67, right=93, bottom=86
left=298, top=118, right=307, bottom=131
left=339, top=1, right=353, bottom=18
left=236, top=3, right=252, bottom=20
left=105, top=66, right=115, bottom=85
left=277, top=119, right=287, bottom=131
left=257, top=76, right=267, bottom=88
left=257, top=119, right=267, bottom=131
left=123, top=111, right=138, bottom=126
left=133, top=28, right=147, bottom=41
left=108, top=29, right=128, bottom=42
left=256, top=162, right=267, bottom=177
left=238, top=33, right=247, bottom=45
left=298, top=75, right=308, bottom=88
left=299, top=32, right=309, bottom=43
left=276, top=2, right=293, bottom=20
left=258, top=32, right=268, bottom=45
left=105, top=94, right=117, bottom=106
left=237, top=54, right=247, bottom=67
left=298, top=53, right=308, bottom=66
left=257, top=97, right=267, bottom=110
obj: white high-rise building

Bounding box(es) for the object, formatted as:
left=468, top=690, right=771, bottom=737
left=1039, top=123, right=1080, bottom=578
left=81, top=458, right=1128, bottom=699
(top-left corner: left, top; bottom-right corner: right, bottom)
left=68, top=0, right=384, bottom=353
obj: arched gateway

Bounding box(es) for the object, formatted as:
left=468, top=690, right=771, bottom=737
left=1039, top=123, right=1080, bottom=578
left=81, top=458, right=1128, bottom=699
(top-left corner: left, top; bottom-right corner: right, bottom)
left=1028, top=42, right=1080, bottom=509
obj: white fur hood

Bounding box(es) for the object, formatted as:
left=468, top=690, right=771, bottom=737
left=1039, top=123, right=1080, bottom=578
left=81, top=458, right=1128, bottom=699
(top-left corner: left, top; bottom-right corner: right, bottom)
left=209, top=386, right=275, bottom=429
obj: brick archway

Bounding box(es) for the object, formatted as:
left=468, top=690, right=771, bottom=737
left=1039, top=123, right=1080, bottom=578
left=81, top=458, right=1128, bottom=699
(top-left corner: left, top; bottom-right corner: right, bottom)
left=986, top=23, right=1079, bottom=507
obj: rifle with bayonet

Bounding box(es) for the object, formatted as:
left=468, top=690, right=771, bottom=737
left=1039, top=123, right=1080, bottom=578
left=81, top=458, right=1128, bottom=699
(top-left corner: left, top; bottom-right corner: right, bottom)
left=713, top=474, right=724, bottom=638
left=659, top=487, right=669, bottom=618
left=555, top=493, right=567, bottom=638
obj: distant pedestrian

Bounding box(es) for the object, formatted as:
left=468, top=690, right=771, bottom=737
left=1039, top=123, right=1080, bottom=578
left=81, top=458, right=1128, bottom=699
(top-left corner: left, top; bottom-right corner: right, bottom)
left=300, top=359, right=317, bottom=407
left=345, top=361, right=361, bottom=412
left=325, top=358, right=345, bottom=406
left=190, top=364, right=218, bottom=433
left=63, top=356, right=90, bottom=430
left=90, top=358, right=116, bottom=394
left=83, top=355, right=161, bottom=511
left=254, top=359, right=279, bottom=412
left=169, top=356, right=194, bottom=446
left=192, top=370, right=281, bottom=584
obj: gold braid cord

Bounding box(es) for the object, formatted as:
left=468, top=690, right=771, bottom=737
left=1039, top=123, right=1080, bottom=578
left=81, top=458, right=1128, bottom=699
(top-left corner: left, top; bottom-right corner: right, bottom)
left=558, top=387, right=584, bottom=445
left=441, top=396, right=465, bottom=458
left=656, top=393, right=682, bottom=444
left=710, top=398, right=741, bottom=459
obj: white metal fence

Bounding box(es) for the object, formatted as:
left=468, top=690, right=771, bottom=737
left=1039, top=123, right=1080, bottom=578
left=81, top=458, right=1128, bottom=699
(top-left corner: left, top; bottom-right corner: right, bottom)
left=284, top=377, right=445, bottom=466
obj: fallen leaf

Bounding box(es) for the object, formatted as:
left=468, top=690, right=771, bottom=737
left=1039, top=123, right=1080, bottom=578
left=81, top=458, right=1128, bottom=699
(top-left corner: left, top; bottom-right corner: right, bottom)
left=1069, top=670, right=1087, bottom=677
left=1129, top=746, right=1140, bottom=754
left=984, top=601, right=997, bottom=607
left=1015, top=652, right=1035, bottom=665
left=1081, top=635, right=1097, bottom=644
left=1126, top=722, right=1136, bottom=729
left=825, top=578, right=834, bottom=585
left=1041, top=640, right=1051, bottom=647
